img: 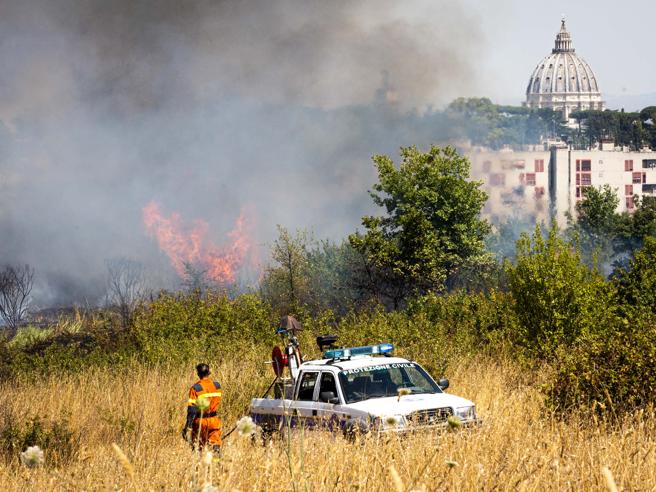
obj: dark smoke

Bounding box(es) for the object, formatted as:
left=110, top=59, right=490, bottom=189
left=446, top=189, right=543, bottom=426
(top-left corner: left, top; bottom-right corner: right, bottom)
left=0, top=1, right=485, bottom=306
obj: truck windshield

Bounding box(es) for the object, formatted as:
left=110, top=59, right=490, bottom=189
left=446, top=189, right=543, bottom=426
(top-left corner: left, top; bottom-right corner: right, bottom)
left=338, top=362, right=441, bottom=404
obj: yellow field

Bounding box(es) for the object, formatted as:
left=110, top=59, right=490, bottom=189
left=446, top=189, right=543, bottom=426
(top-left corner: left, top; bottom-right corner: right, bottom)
left=1, top=353, right=654, bottom=491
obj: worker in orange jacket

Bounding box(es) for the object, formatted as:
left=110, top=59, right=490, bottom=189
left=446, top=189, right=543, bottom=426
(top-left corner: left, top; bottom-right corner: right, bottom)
left=182, top=363, right=223, bottom=451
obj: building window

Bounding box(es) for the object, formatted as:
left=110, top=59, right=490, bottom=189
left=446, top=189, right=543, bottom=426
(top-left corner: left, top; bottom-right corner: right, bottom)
left=625, top=185, right=633, bottom=196
left=535, top=186, right=545, bottom=198
left=633, top=172, right=643, bottom=184
left=482, top=160, right=492, bottom=173
left=576, top=187, right=581, bottom=198
left=580, top=159, right=592, bottom=172
left=490, top=173, right=505, bottom=186
left=626, top=196, right=634, bottom=210
left=643, top=159, right=656, bottom=169
left=535, top=159, right=545, bottom=172
left=525, top=173, right=536, bottom=186
left=580, top=173, right=591, bottom=186
left=625, top=160, right=633, bottom=171
left=576, top=160, right=580, bottom=171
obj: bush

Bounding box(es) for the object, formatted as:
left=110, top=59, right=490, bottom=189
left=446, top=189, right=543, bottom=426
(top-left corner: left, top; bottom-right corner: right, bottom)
left=0, top=411, right=78, bottom=466
left=547, top=313, right=656, bottom=416
left=507, top=224, right=615, bottom=357
left=131, top=292, right=277, bottom=364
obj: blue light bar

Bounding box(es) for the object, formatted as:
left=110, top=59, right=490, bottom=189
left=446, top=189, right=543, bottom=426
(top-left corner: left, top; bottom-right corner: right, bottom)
left=324, top=343, right=394, bottom=360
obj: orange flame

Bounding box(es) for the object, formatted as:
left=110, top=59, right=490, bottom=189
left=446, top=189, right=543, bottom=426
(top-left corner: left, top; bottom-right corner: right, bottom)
left=143, top=201, right=254, bottom=284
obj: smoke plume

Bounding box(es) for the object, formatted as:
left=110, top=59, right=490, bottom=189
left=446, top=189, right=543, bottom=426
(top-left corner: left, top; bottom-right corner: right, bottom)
left=0, top=0, right=485, bottom=306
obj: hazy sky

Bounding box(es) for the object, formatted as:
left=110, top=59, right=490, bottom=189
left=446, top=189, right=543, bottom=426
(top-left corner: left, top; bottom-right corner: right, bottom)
left=459, top=0, right=656, bottom=104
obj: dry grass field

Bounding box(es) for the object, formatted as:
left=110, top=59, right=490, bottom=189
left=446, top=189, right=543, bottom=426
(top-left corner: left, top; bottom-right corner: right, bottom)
left=1, top=352, right=654, bottom=491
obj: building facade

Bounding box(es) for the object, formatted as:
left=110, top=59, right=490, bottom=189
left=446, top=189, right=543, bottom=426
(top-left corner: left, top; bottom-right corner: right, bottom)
left=468, top=146, right=656, bottom=226
left=525, top=19, right=605, bottom=119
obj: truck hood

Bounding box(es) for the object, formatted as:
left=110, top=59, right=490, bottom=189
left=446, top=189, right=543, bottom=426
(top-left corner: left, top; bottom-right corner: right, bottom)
left=344, top=392, right=474, bottom=416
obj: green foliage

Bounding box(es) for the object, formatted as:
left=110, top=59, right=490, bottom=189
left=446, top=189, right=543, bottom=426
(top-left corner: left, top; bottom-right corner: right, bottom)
left=0, top=412, right=78, bottom=466
left=7, top=325, right=53, bottom=350
left=570, top=107, right=656, bottom=150
left=260, top=226, right=313, bottom=315
left=540, top=237, right=656, bottom=416
left=508, top=223, right=614, bottom=357
left=567, top=185, right=620, bottom=268
left=575, top=185, right=620, bottom=237
left=547, top=314, right=656, bottom=416
left=350, top=145, right=491, bottom=308
left=132, top=292, right=276, bottom=364
left=614, top=236, right=656, bottom=315
left=260, top=229, right=364, bottom=316
left=614, top=196, right=656, bottom=257
left=305, top=240, right=364, bottom=314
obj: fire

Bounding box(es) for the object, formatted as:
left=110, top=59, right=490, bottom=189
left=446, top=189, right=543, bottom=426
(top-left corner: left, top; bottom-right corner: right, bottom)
left=143, top=201, right=254, bottom=284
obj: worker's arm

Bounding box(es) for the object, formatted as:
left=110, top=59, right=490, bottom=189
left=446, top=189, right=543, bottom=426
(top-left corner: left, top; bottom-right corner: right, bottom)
left=185, top=405, right=199, bottom=429
left=183, top=387, right=200, bottom=439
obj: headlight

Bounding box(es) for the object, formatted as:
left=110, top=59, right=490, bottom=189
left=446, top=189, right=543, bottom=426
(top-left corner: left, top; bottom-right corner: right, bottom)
left=373, top=415, right=407, bottom=430
left=454, top=406, right=476, bottom=421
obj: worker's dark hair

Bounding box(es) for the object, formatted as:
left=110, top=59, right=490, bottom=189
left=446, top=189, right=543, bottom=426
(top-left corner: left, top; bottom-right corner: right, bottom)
left=196, top=363, right=210, bottom=378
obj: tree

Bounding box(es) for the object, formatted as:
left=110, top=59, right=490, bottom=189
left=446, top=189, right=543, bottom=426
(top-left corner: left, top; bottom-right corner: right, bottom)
left=568, top=185, right=620, bottom=269
left=260, top=226, right=311, bottom=315
left=575, top=185, right=619, bottom=237
left=0, top=264, right=35, bottom=338
left=614, top=195, right=656, bottom=259
left=306, top=240, right=364, bottom=315
left=105, top=258, right=146, bottom=329
left=614, top=236, right=656, bottom=315
left=508, top=224, right=614, bottom=357
left=349, top=145, right=490, bottom=308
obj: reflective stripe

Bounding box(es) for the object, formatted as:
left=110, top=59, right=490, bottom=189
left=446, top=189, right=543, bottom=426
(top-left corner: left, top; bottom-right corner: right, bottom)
left=188, top=398, right=197, bottom=405
left=199, top=391, right=222, bottom=398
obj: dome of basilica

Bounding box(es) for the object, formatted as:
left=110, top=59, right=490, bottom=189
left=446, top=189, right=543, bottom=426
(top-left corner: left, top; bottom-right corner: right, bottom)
left=525, top=19, right=604, bottom=119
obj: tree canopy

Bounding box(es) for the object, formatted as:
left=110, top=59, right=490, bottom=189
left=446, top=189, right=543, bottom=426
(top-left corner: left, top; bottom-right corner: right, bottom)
left=349, top=145, right=490, bottom=307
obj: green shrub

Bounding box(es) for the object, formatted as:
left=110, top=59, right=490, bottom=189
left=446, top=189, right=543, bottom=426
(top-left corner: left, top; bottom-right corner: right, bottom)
left=507, top=224, right=615, bottom=357
left=131, top=292, right=277, bottom=364
left=547, top=313, right=656, bottom=416
left=547, top=239, right=656, bottom=416
left=0, top=411, right=78, bottom=466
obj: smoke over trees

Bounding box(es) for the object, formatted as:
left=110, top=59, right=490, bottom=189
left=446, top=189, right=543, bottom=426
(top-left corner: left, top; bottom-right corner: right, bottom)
left=0, top=1, right=489, bottom=307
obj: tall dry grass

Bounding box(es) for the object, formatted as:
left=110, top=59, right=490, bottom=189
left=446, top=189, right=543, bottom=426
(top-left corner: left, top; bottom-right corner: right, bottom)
left=0, top=353, right=654, bottom=491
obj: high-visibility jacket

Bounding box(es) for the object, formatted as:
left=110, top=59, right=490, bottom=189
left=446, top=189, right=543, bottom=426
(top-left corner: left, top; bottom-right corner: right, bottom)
left=186, top=378, right=223, bottom=446
left=188, top=378, right=223, bottom=414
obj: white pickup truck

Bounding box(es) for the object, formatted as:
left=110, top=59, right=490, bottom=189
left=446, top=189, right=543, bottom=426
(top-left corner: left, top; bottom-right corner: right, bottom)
left=250, top=343, right=480, bottom=437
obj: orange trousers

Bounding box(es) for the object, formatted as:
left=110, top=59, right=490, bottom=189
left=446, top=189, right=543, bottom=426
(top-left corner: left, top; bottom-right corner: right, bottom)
left=192, top=416, right=222, bottom=447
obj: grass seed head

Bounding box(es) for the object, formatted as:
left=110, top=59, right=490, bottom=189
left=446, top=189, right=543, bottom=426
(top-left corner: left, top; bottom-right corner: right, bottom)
left=20, top=446, right=44, bottom=468
left=195, top=396, right=211, bottom=411
left=236, top=416, right=257, bottom=437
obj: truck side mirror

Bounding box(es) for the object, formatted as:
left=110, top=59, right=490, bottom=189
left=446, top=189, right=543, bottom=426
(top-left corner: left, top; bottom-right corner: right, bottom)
left=438, top=378, right=449, bottom=391
left=320, top=391, right=339, bottom=404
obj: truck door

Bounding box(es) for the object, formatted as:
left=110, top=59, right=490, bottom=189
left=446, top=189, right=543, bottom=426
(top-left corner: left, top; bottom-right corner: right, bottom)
left=292, top=371, right=320, bottom=428
left=315, top=371, right=348, bottom=430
